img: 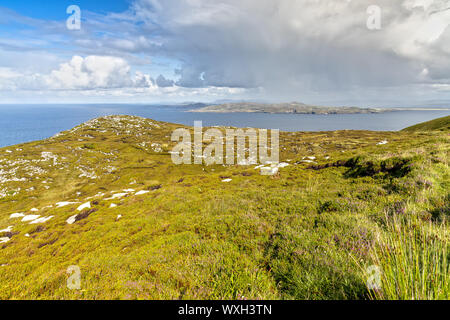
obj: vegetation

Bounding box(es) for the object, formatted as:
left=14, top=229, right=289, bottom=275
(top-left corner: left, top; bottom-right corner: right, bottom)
left=402, top=115, right=450, bottom=132
left=365, top=215, right=448, bottom=300
left=0, top=115, right=448, bottom=300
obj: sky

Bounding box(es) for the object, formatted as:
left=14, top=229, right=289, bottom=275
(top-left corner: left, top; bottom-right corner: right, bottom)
left=0, top=0, right=450, bottom=106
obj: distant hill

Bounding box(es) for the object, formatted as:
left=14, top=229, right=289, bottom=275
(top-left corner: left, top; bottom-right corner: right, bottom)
left=190, top=102, right=387, bottom=114
left=402, top=115, right=450, bottom=132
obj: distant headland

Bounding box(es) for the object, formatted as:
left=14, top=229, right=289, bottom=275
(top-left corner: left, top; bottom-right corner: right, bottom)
left=189, top=102, right=450, bottom=114
left=189, top=102, right=388, bottom=114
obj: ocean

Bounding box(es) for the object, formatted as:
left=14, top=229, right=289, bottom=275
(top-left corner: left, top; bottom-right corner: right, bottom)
left=0, top=104, right=448, bottom=147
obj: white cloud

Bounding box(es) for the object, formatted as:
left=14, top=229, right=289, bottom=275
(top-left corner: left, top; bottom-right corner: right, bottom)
left=0, top=67, right=22, bottom=79
left=1, top=1, right=450, bottom=104
left=0, top=55, right=156, bottom=91
left=123, top=0, right=450, bottom=101
left=0, top=55, right=249, bottom=103
left=45, top=55, right=151, bottom=90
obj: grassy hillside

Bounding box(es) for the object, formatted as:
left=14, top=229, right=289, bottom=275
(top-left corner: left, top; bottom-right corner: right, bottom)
left=402, top=115, right=450, bottom=132
left=0, top=115, right=448, bottom=300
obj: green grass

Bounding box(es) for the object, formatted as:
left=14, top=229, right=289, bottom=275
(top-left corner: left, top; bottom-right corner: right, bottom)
left=402, top=115, right=450, bottom=132
left=367, top=216, right=448, bottom=300
left=0, top=115, right=448, bottom=300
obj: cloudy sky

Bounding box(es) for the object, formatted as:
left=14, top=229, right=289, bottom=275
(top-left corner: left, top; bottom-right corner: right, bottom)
left=0, top=0, right=450, bottom=106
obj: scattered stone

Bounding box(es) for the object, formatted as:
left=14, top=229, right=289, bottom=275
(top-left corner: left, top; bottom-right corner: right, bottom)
left=0, top=226, right=13, bottom=233
left=105, top=193, right=128, bottom=200
left=9, top=213, right=25, bottom=219
left=298, top=160, right=316, bottom=164
left=56, top=201, right=79, bottom=208
left=123, top=189, right=135, bottom=192
left=21, top=215, right=40, bottom=222
left=109, top=203, right=117, bottom=208
left=30, top=208, right=39, bottom=212
left=30, top=216, right=54, bottom=224
left=222, top=179, right=232, bottom=182
left=66, top=215, right=78, bottom=225
left=86, top=192, right=105, bottom=200
left=0, top=237, right=10, bottom=244
left=260, top=167, right=279, bottom=176
left=377, top=140, right=388, bottom=145
left=277, top=162, right=290, bottom=168
left=116, top=215, right=122, bottom=220
left=135, top=190, right=149, bottom=196
left=77, top=202, right=91, bottom=211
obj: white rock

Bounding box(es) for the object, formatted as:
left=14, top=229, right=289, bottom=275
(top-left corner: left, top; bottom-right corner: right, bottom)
left=9, top=213, right=25, bottom=219
left=66, top=215, right=78, bottom=225
left=222, top=179, right=232, bottom=182
left=0, top=237, right=10, bottom=244
left=56, top=201, right=79, bottom=208
left=105, top=193, right=128, bottom=200
left=135, top=190, right=149, bottom=196
left=0, top=226, right=13, bottom=233
left=277, top=162, right=290, bottom=168
left=86, top=192, right=105, bottom=200
left=77, top=202, right=91, bottom=211
left=123, top=189, right=135, bottom=192
left=298, top=160, right=316, bottom=164
left=30, top=216, right=54, bottom=224
left=21, top=215, right=40, bottom=222
left=109, top=203, right=117, bottom=208
left=30, top=208, right=39, bottom=212
left=377, top=140, right=388, bottom=145
left=25, top=233, right=30, bottom=237
left=116, top=215, right=122, bottom=220
left=260, top=167, right=279, bottom=176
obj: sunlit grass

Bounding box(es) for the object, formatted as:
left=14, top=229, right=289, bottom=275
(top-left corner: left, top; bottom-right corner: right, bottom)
left=0, top=115, right=448, bottom=299
left=366, top=215, right=448, bottom=300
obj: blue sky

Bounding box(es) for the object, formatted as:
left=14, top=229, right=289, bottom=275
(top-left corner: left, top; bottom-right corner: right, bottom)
left=0, top=0, right=450, bottom=105
left=0, top=0, right=130, bottom=20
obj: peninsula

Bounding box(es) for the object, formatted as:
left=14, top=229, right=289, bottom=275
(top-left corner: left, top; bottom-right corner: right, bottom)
left=189, top=102, right=388, bottom=114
